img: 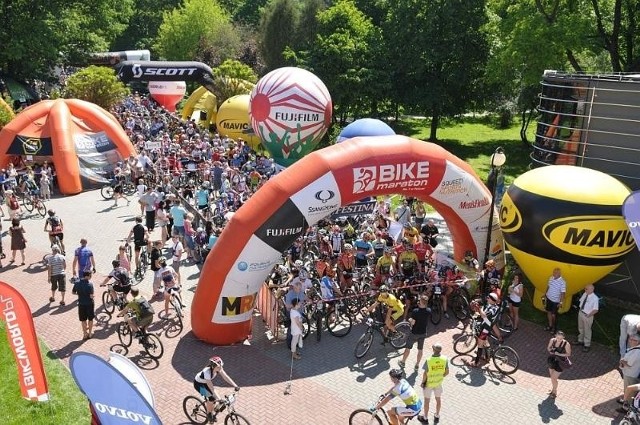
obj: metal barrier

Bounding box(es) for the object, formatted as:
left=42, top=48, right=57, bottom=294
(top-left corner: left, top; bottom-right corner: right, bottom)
left=256, top=283, right=282, bottom=342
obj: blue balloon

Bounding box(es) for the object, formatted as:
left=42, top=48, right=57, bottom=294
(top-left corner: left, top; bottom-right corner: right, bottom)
left=337, top=118, right=396, bottom=143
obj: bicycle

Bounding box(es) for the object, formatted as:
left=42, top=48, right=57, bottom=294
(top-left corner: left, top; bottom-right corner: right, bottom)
left=133, top=244, right=149, bottom=282
left=349, top=394, right=419, bottom=424
left=354, top=313, right=411, bottom=359
left=305, top=287, right=353, bottom=341
left=102, top=282, right=128, bottom=315
left=22, top=192, right=47, bottom=217
left=116, top=312, right=164, bottom=360
left=101, top=178, right=136, bottom=199
left=452, top=317, right=520, bottom=375
left=182, top=389, right=250, bottom=424
left=167, top=287, right=184, bottom=332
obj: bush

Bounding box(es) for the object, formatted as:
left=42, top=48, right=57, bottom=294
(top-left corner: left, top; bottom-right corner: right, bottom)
left=63, top=66, right=129, bottom=110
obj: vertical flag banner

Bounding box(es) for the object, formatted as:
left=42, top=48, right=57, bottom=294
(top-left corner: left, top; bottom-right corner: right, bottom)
left=0, top=281, right=49, bottom=401
left=622, top=191, right=640, bottom=252
left=70, top=352, right=162, bottom=425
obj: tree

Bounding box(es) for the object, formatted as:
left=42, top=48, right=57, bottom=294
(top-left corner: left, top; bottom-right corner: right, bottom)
left=64, top=66, right=129, bottom=110
left=155, top=0, right=241, bottom=63
left=385, top=0, right=489, bottom=141
left=213, top=59, right=258, bottom=83
left=259, top=0, right=300, bottom=71
left=233, top=0, right=270, bottom=26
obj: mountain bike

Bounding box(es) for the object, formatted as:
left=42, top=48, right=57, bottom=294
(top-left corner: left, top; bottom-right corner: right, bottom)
left=117, top=313, right=164, bottom=360
left=305, top=287, right=352, bottom=341
left=182, top=389, right=250, bottom=424
left=134, top=245, right=149, bottom=282
left=22, top=192, right=47, bottom=217
left=349, top=394, right=420, bottom=424
left=101, top=282, right=128, bottom=315
left=354, top=314, right=411, bottom=359
left=101, top=178, right=136, bottom=199
left=453, top=317, right=520, bottom=375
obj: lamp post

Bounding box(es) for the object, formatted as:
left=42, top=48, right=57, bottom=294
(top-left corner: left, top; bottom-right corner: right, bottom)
left=484, top=147, right=506, bottom=263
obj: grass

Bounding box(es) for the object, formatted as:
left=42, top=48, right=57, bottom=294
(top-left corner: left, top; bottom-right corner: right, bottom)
left=0, top=324, right=90, bottom=425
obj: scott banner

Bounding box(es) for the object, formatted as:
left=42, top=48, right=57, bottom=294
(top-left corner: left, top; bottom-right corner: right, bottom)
left=622, top=190, right=640, bottom=252
left=70, top=352, right=162, bottom=425
left=0, top=281, right=49, bottom=401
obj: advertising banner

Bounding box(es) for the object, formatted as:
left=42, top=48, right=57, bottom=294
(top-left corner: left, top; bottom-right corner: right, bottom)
left=74, top=132, right=121, bottom=184
left=70, top=352, right=162, bottom=425
left=0, top=281, right=49, bottom=401
left=622, top=191, right=640, bottom=252
left=331, top=201, right=376, bottom=218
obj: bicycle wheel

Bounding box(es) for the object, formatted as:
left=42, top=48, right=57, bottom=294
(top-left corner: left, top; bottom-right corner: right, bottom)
left=498, top=312, right=514, bottom=335
left=23, top=196, right=34, bottom=212
left=453, top=332, right=478, bottom=355
left=117, top=322, right=133, bottom=347
left=140, top=250, right=149, bottom=272
left=430, top=297, right=442, bottom=325
left=301, top=314, right=310, bottom=340
left=315, top=311, right=322, bottom=342
left=451, top=294, right=470, bottom=321
left=123, top=182, right=136, bottom=196
left=101, top=185, right=114, bottom=200
left=349, top=409, right=383, bottom=425
left=326, top=308, right=352, bottom=337
left=354, top=331, right=374, bottom=359
left=182, top=395, right=208, bottom=424
left=102, top=291, right=115, bottom=315
left=142, top=333, right=164, bottom=359
left=225, top=412, right=251, bottom=425
left=35, top=200, right=47, bottom=217
left=492, top=345, right=520, bottom=375
left=390, top=321, right=411, bottom=349
left=171, top=295, right=184, bottom=331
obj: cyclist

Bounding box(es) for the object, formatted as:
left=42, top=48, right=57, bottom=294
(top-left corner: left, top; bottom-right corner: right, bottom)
left=162, top=272, right=184, bottom=318
left=364, top=285, right=405, bottom=341
left=373, top=369, right=423, bottom=425
left=117, top=288, right=154, bottom=338
left=397, top=244, right=420, bottom=280
left=336, top=243, right=355, bottom=292
left=372, top=246, right=397, bottom=289
left=193, top=356, right=240, bottom=423
left=468, top=292, right=501, bottom=368
left=126, top=216, right=150, bottom=272
left=99, top=260, right=132, bottom=307
left=44, top=209, right=65, bottom=254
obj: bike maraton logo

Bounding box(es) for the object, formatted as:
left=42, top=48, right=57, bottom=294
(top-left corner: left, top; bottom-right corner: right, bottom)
left=352, top=161, right=430, bottom=194
left=314, top=190, right=335, bottom=203
left=499, top=193, right=522, bottom=233
left=542, top=215, right=635, bottom=259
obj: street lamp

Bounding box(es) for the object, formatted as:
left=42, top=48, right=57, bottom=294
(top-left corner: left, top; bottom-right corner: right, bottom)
left=484, top=147, right=506, bottom=263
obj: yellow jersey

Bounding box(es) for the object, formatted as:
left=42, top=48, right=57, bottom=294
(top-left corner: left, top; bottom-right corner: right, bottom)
left=378, top=293, right=404, bottom=313
left=398, top=251, right=418, bottom=271
left=376, top=255, right=395, bottom=274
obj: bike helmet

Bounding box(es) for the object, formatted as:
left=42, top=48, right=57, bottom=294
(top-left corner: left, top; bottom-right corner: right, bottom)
left=403, top=222, right=412, bottom=229
left=112, top=260, right=120, bottom=268
left=220, top=193, right=229, bottom=198
left=209, top=356, right=224, bottom=368
left=318, top=229, right=327, bottom=235
left=294, top=260, right=304, bottom=268
left=379, top=285, right=389, bottom=293
left=489, top=278, right=500, bottom=287
left=47, top=209, right=55, bottom=216
left=464, top=250, right=474, bottom=261
left=384, top=246, right=394, bottom=254
left=389, top=368, right=404, bottom=379
left=158, top=256, right=167, bottom=264
left=487, top=292, right=499, bottom=302
left=344, top=243, right=353, bottom=250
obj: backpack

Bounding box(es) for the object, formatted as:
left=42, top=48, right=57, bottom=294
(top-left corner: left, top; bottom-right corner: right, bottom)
left=113, top=268, right=131, bottom=286
left=9, top=197, right=18, bottom=210
left=49, top=216, right=62, bottom=233
left=138, top=297, right=155, bottom=317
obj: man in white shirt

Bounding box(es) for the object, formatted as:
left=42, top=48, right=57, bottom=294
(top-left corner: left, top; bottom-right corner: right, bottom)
left=619, top=334, right=640, bottom=410
left=544, top=268, right=566, bottom=333
left=620, top=315, right=640, bottom=358
left=576, top=284, right=599, bottom=352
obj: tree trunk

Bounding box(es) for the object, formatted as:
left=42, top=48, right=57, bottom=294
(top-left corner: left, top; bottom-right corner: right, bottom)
left=429, top=113, right=439, bottom=141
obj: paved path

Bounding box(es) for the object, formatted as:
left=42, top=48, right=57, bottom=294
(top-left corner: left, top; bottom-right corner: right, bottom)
left=0, top=189, right=628, bottom=424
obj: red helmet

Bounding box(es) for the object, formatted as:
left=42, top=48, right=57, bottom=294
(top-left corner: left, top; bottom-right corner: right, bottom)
left=209, top=356, right=223, bottom=368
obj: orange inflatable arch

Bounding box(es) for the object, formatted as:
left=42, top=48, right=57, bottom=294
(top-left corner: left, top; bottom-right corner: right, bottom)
left=192, top=135, right=505, bottom=345
left=0, top=99, right=136, bottom=195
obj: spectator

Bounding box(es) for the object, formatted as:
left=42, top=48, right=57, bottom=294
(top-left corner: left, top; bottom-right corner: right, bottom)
left=115, top=245, right=131, bottom=273
left=72, top=238, right=96, bottom=277
left=170, top=199, right=187, bottom=243
left=184, top=213, right=196, bottom=261
left=575, top=284, right=599, bottom=352
left=546, top=330, right=572, bottom=398
left=139, top=185, right=158, bottom=231
left=9, top=217, right=26, bottom=265
left=419, top=342, right=449, bottom=424
left=156, top=200, right=170, bottom=242
left=619, top=334, right=640, bottom=411
left=620, top=315, right=640, bottom=359
left=47, top=245, right=67, bottom=305
left=6, top=190, right=21, bottom=219
left=414, top=201, right=426, bottom=227
left=72, top=270, right=95, bottom=340
left=169, top=234, right=184, bottom=283
left=544, top=268, right=566, bottom=333
left=399, top=294, right=430, bottom=371
left=394, top=198, right=411, bottom=226
left=290, top=297, right=304, bottom=360
left=420, top=219, right=439, bottom=248
left=507, top=273, right=524, bottom=331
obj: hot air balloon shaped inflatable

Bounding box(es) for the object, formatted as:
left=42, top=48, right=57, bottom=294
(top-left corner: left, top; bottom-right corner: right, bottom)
left=148, top=81, right=186, bottom=112
left=337, top=118, right=395, bottom=142
left=500, top=165, right=634, bottom=313
left=249, top=67, right=332, bottom=167
left=216, top=95, right=261, bottom=150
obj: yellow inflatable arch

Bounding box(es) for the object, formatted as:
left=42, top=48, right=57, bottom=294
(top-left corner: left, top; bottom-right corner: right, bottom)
left=182, top=86, right=218, bottom=128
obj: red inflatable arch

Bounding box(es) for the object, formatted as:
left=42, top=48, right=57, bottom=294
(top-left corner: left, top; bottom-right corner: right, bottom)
left=0, top=99, right=136, bottom=195
left=192, top=136, right=504, bottom=344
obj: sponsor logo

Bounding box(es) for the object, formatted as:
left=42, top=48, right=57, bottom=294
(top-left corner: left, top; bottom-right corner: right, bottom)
left=131, top=64, right=198, bottom=79
left=221, top=294, right=257, bottom=316
left=439, top=178, right=467, bottom=195
left=542, top=215, right=635, bottom=259
left=331, top=201, right=376, bottom=217
left=315, top=190, right=335, bottom=204
left=237, top=261, right=248, bottom=271
left=21, top=138, right=41, bottom=155
left=499, top=194, right=522, bottom=233
left=1, top=296, right=36, bottom=389
left=266, top=226, right=303, bottom=237
left=237, top=260, right=274, bottom=272
left=353, top=161, right=430, bottom=194
left=94, top=402, right=153, bottom=424
left=274, top=112, right=320, bottom=122
left=459, top=198, right=489, bottom=209
left=219, top=120, right=249, bottom=131
left=627, top=221, right=640, bottom=228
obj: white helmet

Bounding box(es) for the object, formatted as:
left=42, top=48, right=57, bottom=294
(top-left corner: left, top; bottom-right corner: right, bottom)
left=294, top=260, right=304, bottom=268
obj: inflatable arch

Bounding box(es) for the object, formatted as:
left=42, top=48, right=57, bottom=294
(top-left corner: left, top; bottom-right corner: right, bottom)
left=115, top=61, right=216, bottom=95
left=181, top=86, right=218, bottom=127
left=0, top=99, right=136, bottom=194
left=192, top=136, right=505, bottom=345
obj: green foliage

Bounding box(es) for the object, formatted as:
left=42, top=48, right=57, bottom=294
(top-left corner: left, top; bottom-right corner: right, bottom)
left=63, top=66, right=130, bottom=110
left=0, top=328, right=90, bottom=424
left=233, top=0, right=270, bottom=26
left=213, top=59, right=258, bottom=83
left=155, top=0, right=241, bottom=65
left=259, top=0, right=300, bottom=71
left=0, top=96, right=14, bottom=129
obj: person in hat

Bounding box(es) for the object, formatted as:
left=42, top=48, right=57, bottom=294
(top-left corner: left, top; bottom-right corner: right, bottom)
left=419, top=342, right=449, bottom=424
left=467, top=292, right=501, bottom=368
